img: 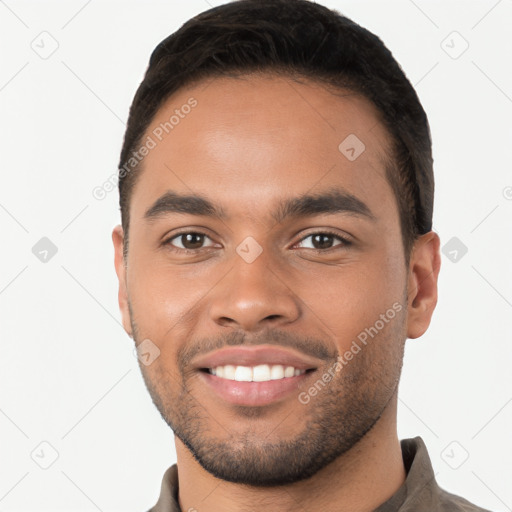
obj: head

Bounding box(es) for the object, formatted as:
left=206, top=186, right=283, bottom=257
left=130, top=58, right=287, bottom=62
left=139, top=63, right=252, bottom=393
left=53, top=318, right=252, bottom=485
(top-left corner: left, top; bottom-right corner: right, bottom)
left=113, top=0, right=440, bottom=486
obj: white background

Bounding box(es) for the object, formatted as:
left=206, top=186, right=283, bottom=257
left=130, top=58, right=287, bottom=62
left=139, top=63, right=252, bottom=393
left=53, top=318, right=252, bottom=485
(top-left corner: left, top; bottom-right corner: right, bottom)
left=1, top=0, right=511, bottom=511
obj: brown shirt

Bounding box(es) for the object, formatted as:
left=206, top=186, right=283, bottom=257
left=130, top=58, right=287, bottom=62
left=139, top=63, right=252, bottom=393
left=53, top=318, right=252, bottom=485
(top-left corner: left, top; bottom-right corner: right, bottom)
left=147, top=437, right=492, bottom=512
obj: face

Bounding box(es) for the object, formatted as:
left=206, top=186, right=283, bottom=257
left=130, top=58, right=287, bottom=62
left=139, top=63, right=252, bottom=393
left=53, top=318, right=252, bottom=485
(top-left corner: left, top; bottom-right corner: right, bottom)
left=113, top=74, right=439, bottom=486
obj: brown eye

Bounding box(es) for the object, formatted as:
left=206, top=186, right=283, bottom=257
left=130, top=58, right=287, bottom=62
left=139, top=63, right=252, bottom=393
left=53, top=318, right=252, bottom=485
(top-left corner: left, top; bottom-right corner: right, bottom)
left=180, top=233, right=204, bottom=249
left=295, top=231, right=352, bottom=251
left=165, top=232, right=215, bottom=251
left=312, top=234, right=335, bottom=249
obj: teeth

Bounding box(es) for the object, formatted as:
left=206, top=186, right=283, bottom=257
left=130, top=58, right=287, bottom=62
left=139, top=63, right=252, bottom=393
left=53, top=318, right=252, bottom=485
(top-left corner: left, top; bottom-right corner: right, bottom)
left=284, top=366, right=295, bottom=378
left=253, top=364, right=271, bottom=382
left=270, top=365, right=284, bottom=379
left=209, top=364, right=306, bottom=382
left=223, top=364, right=236, bottom=380
left=234, top=366, right=252, bottom=381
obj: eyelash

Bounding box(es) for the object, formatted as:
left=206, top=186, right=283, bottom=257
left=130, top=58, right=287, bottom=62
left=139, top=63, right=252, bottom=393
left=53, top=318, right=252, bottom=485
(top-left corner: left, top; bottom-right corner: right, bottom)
left=162, top=229, right=352, bottom=254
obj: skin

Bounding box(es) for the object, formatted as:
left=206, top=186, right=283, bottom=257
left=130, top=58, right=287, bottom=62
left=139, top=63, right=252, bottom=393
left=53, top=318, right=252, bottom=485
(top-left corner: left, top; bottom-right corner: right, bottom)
left=113, top=74, right=441, bottom=512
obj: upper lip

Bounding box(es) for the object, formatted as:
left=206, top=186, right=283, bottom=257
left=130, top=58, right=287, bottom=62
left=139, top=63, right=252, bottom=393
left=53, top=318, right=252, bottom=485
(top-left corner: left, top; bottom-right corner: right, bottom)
left=192, top=345, right=323, bottom=371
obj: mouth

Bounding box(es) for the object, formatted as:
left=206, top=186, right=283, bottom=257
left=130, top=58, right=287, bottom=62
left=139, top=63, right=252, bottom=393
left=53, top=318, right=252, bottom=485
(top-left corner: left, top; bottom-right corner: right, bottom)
left=192, top=345, right=323, bottom=406
left=197, top=365, right=318, bottom=407
left=200, top=364, right=316, bottom=381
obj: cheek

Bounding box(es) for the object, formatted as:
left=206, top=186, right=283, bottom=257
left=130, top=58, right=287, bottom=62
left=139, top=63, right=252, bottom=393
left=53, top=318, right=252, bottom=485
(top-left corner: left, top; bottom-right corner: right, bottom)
left=294, top=249, right=405, bottom=351
left=126, top=256, right=218, bottom=347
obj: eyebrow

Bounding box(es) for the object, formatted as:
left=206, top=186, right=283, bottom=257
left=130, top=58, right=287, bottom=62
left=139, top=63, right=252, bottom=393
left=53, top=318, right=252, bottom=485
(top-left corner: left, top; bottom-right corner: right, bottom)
left=144, top=187, right=376, bottom=224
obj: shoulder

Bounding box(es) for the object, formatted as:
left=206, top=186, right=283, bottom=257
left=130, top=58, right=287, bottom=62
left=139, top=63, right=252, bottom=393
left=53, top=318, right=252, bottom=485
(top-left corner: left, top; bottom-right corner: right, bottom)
left=436, top=486, right=494, bottom=512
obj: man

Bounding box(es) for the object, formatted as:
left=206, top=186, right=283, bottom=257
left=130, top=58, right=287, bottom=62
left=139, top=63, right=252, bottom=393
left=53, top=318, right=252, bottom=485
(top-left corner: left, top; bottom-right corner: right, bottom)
left=112, top=1, right=491, bottom=510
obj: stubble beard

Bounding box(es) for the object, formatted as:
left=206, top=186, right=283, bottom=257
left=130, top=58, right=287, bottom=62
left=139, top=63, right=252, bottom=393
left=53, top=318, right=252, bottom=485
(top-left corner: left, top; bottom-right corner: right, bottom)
left=133, top=326, right=405, bottom=486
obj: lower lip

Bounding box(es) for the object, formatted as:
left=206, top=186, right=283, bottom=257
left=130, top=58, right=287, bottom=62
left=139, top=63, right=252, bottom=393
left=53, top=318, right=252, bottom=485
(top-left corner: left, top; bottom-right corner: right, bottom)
left=198, top=370, right=314, bottom=406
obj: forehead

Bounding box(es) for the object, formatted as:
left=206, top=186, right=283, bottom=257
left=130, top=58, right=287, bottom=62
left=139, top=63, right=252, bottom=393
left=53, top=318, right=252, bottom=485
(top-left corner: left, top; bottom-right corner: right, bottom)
left=130, top=74, right=396, bottom=225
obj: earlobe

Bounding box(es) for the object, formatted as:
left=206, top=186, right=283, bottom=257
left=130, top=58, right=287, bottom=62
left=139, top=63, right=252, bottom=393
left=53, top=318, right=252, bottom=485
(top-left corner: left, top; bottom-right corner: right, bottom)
left=406, top=231, right=441, bottom=339
left=112, top=225, right=133, bottom=337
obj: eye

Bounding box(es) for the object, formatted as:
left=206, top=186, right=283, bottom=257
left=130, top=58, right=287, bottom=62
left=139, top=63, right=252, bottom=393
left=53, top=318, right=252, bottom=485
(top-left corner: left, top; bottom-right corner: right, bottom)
left=164, top=231, right=217, bottom=252
left=294, top=231, right=352, bottom=251
left=162, top=229, right=352, bottom=254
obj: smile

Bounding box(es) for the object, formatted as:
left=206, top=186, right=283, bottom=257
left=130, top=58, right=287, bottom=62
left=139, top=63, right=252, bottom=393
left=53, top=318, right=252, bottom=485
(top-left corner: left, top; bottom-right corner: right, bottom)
left=205, top=364, right=308, bottom=382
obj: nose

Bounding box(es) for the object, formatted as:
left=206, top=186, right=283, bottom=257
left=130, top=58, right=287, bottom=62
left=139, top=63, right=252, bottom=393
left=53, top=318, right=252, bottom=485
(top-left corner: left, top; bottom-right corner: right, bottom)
left=208, top=245, right=302, bottom=332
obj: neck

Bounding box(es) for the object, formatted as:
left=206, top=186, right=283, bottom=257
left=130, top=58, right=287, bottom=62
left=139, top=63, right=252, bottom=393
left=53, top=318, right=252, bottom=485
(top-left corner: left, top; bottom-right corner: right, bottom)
left=175, top=394, right=405, bottom=512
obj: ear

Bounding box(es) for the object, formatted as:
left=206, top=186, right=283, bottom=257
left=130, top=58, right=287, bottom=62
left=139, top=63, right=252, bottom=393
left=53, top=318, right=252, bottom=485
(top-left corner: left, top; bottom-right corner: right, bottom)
left=112, top=225, right=133, bottom=337
left=406, top=230, right=441, bottom=339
